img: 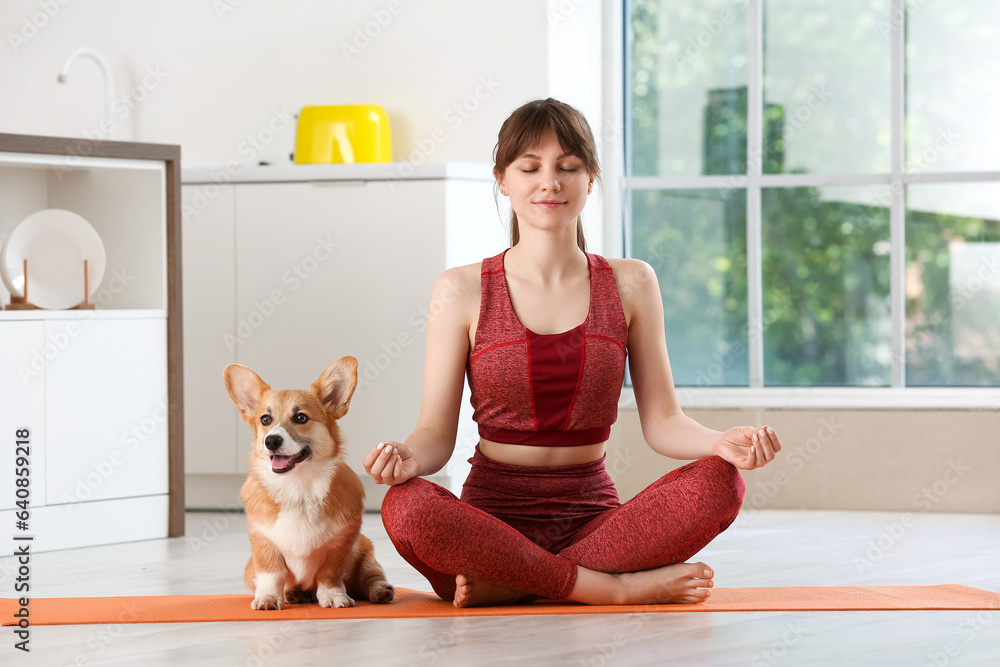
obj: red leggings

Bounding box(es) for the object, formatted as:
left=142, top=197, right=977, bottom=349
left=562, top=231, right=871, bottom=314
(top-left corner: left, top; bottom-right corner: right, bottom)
left=381, top=446, right=745, bottom=601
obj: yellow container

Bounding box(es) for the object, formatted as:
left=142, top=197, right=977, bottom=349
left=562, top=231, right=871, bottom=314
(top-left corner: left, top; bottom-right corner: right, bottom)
left=294, top=105, right=392, bottom=164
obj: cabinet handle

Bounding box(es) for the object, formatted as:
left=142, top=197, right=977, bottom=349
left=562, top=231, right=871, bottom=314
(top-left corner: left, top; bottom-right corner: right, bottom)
left=308, top=180, right=367, bottom=188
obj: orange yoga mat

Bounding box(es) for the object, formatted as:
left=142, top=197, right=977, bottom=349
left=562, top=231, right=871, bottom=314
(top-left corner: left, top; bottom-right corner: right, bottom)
left=3, top=585, right=999, bottom=626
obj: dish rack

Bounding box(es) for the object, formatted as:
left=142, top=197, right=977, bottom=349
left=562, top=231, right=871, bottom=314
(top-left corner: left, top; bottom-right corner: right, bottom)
left=4, top=258, right=96, bottom=310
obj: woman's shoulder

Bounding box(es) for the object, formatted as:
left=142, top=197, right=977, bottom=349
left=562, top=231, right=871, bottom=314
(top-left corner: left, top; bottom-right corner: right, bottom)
left=602, top=257, right=660, bottom=326
left=604, top=256, right=658, bottom=288
left=437, top=260, right=484, bottom=287
left=429, top=260, right=484, bottom=313
left=436, top=249, right=507, bottom=287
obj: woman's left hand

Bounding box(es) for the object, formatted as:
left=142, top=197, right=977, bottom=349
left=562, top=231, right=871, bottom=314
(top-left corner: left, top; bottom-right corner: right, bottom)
left=712, top=425, right=782, bottom=470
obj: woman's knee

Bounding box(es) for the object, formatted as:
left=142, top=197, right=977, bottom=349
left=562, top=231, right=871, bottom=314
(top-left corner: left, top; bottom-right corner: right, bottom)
left=691, top=455, right=746, bottom=518
left=381, top=478, right=426, bottom=535
left=380, top=477, right=453, bottom=538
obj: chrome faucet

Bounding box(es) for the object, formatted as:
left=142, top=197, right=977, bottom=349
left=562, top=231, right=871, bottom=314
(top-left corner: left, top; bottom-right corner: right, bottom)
left=58, top=47, right=116, bottom=140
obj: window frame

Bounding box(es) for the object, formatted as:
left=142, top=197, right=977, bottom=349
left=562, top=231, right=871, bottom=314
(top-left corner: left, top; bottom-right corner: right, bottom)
left=605, top=0, right=1000, bottom=407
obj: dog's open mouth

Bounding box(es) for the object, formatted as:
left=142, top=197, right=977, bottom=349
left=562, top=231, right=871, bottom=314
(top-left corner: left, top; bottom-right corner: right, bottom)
left=270, top=447, right=311, bottom=474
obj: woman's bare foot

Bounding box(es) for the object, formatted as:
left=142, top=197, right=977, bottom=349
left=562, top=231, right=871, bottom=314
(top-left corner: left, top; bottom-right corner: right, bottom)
left=570, top=561, right=715, bottom=606
left=453, top=573, right=540, bottom=608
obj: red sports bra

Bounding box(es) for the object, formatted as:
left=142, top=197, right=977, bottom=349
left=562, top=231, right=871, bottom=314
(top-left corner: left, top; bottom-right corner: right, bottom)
left=466, top=249, right=628, bottom=447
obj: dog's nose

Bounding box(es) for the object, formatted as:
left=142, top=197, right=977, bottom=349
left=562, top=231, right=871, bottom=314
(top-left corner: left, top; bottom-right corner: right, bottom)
left=265, top=434, right=283, bottom=451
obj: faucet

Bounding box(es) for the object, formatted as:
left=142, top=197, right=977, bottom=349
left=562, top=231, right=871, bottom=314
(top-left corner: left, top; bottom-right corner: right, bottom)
left=58, top=47, right=116, bottom=140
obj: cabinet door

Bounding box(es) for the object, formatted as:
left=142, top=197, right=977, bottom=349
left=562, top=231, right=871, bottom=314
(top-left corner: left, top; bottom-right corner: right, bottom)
left=0, top=321, right=46, bottom=511
left=44, top=318, right=169, bottom=505
left=234, top=181, right=446, bottom=477
left=181, top=184, right=238, bottom=474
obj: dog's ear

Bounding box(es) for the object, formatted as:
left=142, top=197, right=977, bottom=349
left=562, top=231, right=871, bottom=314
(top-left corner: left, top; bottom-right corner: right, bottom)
left=311, top=356, right=358, bottom=420
left=224, top=364, right=271, bottom=422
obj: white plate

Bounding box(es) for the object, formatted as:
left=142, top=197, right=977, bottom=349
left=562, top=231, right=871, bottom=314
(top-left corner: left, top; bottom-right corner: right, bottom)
left=1, top=209, right=106, bottom=310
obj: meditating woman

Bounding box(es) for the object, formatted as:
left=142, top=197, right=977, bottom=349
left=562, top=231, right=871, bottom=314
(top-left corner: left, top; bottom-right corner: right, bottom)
left=363, top=98, right=782, bottom=608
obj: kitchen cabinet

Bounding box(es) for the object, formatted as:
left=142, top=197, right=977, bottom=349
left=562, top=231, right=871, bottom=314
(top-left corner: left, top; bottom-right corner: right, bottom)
left=182, top=164, right=505, bottom=508
left=0, top=134, right=183, bottom=552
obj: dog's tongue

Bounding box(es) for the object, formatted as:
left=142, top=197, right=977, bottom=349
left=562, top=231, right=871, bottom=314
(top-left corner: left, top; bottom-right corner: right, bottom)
left=271, top=455, right=293, bottom=471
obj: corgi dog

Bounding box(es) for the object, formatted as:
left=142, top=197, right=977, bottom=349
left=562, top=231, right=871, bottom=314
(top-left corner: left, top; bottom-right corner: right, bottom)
left=224, top=357, right=394, bottom=610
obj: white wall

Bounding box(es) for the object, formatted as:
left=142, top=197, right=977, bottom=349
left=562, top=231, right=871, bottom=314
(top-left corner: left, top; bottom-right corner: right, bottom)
left=0, top=0, right=550, bottom=168
left=548, top=0, right=609, bottom=255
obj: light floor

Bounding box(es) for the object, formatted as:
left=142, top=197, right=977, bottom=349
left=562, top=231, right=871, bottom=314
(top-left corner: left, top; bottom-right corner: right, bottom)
left=3, top=508, right=999, bottom=666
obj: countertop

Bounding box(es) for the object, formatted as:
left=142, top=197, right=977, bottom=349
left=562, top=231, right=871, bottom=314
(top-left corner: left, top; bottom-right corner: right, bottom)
left=182, top=161, right=494, bottom=184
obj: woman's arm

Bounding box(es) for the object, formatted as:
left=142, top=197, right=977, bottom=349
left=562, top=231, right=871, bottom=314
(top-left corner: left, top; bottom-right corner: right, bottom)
left=614, top=259, right=780, bottom=467
left=364, top=265, right=477, bottom=484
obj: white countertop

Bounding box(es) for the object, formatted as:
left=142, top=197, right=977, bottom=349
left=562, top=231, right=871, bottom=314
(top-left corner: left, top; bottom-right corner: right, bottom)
left=182, top=161, right=494, bottom=184
left=0, top=308, right=167, bottom=319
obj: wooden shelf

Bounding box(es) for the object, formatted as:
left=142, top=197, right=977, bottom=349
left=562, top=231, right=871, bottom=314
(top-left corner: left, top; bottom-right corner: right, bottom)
left=0, top=132, right=184, bottom=542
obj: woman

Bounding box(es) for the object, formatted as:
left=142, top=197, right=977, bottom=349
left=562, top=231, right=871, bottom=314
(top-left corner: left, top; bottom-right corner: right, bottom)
left=363, top=98, right=781, bottom=608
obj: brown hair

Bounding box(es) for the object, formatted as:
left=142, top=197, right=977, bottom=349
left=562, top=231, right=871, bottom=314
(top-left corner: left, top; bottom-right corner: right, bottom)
left=493, top=98, right=601, bottom=251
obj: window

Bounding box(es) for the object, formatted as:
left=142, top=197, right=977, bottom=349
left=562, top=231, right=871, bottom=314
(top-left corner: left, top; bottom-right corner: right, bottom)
left=623, top=0, right=1000, bottom=391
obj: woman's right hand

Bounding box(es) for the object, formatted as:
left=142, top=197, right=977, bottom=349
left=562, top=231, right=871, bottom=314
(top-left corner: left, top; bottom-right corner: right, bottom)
left=363, top=440, right=420, bottom=486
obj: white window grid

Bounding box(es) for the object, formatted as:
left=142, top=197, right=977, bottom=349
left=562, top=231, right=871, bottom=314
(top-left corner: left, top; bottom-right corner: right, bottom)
left=603, top=0, right=1000, bottom=407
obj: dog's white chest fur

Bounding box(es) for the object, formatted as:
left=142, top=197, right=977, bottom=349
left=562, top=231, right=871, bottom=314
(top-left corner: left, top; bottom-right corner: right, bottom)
left=251, top=462, right=354, bottom=588
left=254, top=504, right=352, bottom=588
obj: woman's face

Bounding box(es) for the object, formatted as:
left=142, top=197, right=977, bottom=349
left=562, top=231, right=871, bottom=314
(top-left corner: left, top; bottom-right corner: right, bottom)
left=497, top=128, right=593, bottom=238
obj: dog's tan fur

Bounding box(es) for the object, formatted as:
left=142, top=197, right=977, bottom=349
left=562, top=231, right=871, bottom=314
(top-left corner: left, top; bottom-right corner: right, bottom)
left=224, top=357, right=393, bottom=610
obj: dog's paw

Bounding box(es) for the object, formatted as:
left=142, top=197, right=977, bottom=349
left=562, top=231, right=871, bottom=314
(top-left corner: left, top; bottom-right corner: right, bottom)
left=318, top=590, right=355, bottom=609
left=251, top=593, right=284, bottom=611
left=369, top=581, right=395, bottom=604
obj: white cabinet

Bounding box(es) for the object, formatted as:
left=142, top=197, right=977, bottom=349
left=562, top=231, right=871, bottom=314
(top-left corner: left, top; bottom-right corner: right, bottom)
left=182, top=165, right=505, bottom=508
left=181, top=185, right=237, bottom=475
left=0, top=313, right=170, bottom=551
left=44, top=317, right=169, bottom=504
left=0, top=321, right=46, bottom=512
left=0, top=134, right=183, bottom=551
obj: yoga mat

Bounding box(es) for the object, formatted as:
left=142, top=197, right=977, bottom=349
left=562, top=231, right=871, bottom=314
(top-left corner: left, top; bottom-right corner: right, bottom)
left=3, top=585, right=999, bottom=626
